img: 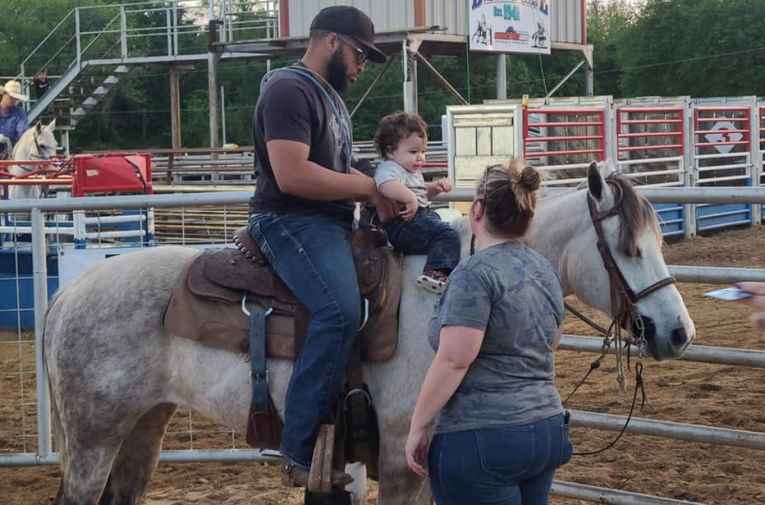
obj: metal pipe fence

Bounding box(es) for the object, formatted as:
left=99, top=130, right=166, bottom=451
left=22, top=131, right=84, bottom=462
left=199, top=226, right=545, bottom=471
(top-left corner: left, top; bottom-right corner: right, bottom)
left=1, top=189, right=764, bottom=505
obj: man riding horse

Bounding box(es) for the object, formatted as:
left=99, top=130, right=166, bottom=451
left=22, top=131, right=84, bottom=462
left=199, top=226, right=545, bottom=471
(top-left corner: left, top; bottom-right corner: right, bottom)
left=0, top=80, right=30, bottom=148
left=248, top=5, right=396, bottom=488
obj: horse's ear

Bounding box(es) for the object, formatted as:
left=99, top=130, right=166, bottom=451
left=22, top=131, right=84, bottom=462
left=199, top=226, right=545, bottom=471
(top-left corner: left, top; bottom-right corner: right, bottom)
left=587, top=161, right=605, bottom=201
left=35, top=122, right=42, bottom=134
left=46, top=119, right=56, bottom=131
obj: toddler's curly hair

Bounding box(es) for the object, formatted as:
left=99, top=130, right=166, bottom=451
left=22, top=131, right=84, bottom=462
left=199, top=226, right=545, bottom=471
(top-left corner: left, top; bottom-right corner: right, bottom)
left=373, top=112, right=428, bottom=158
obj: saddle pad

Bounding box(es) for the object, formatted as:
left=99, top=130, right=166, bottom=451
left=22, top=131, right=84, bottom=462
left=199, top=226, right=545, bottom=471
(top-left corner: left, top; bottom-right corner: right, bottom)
left=187, top=248, right=295, bottom=305
left=164, top=233, right=403, bottom=362
left=164, top=255, right=305, bottom=358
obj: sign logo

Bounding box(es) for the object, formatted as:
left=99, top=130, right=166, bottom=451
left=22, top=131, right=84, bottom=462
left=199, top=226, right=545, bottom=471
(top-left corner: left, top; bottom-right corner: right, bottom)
left=704, top=121, right=743, bottom=155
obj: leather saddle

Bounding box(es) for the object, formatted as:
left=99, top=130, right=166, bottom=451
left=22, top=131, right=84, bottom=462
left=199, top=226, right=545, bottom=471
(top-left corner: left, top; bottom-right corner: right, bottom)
left=163, top=227, right=402, bottom=362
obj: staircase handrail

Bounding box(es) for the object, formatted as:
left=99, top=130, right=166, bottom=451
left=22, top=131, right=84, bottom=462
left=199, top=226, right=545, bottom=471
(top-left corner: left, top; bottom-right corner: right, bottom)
left=78, top=12, right=122, bottom=63
left=19, top=9, right=75, bottom=79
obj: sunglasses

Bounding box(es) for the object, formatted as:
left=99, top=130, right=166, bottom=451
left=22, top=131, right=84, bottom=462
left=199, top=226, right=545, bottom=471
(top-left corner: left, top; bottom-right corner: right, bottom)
left=337, top=34, right=368, bottom=65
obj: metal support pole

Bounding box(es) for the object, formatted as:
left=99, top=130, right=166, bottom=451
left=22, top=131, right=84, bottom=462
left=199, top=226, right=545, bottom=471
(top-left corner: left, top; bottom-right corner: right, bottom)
left=496, top=54, right=507, bottom=100
left=208, top=23, right=221, bottom=148
left=546, top=60, right=586, bottom=100
left=61, top=130, right=70, bottom=157
left=75, top=8, right=82, bottom=66
left=410, top=49, right=469, bottom=106
left=220, top=85, right=226, bottom=146
left=585, top=62, right=594, bottom=96
left=32, top=208, right=51, bottom=459
left=403, top=42, right=418, bottom=113
left=120, top=6, right=128, bottom=59
left=166, top=8, right=172, bottom=57
left=351, top=55, right=395, bottom=118
left=169, top=66, right=182, bottom=149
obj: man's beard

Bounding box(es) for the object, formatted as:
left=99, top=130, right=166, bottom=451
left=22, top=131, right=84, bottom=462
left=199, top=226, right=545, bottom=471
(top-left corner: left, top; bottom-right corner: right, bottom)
left=327, top=49, right=350, bottom=93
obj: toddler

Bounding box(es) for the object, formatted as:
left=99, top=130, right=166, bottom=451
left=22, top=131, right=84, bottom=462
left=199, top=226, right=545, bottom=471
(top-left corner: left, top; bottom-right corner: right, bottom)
left=373, top=112, right=460, bottom=294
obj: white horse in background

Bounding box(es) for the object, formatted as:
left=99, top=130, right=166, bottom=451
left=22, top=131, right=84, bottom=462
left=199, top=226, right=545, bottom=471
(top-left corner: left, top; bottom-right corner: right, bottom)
left=7, top=119, right=58, bottom=200
left=44, top=163, right=695, bottom=505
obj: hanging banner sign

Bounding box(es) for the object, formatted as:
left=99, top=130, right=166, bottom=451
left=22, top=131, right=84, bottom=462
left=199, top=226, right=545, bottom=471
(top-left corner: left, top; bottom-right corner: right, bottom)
left=469, top=0, right=551, bottom=55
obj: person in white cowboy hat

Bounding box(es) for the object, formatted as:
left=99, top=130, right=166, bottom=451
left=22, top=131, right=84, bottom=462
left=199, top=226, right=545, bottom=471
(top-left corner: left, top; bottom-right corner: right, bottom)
left=0, top=80, right=30, bottom=145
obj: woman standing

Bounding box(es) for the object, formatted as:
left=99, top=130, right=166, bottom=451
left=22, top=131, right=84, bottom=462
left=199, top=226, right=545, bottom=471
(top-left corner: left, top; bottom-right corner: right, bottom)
left=405, top=160, right=572, bottom=505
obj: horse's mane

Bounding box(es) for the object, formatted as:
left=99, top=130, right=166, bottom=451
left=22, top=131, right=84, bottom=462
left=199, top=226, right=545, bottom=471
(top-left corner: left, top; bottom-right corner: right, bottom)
left=606, top=174, right=663, bottom=257
left=449, top=175, right=662, bottom=258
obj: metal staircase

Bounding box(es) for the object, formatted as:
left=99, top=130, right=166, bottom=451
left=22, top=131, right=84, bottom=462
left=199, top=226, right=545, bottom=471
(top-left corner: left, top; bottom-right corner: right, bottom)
left=17, top=0, right=279, bottom=139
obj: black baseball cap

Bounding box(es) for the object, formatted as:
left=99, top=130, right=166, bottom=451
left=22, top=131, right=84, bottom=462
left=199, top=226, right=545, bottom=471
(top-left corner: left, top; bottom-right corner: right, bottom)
left=310, top=6, right=387, bottom=63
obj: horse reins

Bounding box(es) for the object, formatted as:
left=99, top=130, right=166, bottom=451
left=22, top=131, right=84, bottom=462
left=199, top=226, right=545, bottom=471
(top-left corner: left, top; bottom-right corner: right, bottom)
left=565, top=180, right=676, bottom=456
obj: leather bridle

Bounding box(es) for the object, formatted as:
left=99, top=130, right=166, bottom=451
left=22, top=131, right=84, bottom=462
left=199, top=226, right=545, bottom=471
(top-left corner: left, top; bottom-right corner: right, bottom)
left=585, top=180, right=676, bottom=350
left=564, top=180, right=677, bottom=456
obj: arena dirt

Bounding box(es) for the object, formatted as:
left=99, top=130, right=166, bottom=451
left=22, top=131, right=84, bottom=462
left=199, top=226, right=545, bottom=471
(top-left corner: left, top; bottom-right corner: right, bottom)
left=1, top=226, right=764, bottom=504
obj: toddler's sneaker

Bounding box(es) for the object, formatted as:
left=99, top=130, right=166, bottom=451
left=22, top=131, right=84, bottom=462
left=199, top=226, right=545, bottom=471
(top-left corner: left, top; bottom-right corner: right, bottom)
left=416, top=268, right=449, bottom=295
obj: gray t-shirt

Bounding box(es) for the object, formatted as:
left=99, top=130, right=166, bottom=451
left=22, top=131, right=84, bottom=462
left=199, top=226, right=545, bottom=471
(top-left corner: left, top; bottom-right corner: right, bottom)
left=428, top=240, right=565, bottom=434
left=374, top=160, right=429, bottom=207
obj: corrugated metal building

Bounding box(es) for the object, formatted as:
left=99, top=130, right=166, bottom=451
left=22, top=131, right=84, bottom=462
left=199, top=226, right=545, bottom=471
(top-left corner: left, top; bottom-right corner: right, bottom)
left=284, top=0, right=585, bottom=46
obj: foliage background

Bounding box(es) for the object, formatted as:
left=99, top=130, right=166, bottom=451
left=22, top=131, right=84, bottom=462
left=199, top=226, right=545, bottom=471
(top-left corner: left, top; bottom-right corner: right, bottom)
left=1, top=0, right=764, bottom=151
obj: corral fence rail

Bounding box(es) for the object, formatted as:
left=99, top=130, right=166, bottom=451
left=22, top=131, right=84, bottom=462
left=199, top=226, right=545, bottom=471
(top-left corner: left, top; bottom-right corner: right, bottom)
left=1, top=187, right=764, bottom=505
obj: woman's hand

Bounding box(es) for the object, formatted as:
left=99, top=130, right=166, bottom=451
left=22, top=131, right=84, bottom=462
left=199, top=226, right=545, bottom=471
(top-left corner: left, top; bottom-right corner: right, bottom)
left=405, top=424, right=431, bottom=477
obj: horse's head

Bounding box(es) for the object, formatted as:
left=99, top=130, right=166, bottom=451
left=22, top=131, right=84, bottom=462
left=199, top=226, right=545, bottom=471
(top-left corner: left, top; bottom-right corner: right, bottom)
left=14, top=119, right=58, bottom=162
left=566, top=162, right=695, bottom=360
left=32, top=119, right=58, bottom=159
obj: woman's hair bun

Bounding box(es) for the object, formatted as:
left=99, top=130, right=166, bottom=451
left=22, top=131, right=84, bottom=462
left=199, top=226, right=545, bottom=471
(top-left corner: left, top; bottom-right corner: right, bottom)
left=519, top=165, right=541, bottom=192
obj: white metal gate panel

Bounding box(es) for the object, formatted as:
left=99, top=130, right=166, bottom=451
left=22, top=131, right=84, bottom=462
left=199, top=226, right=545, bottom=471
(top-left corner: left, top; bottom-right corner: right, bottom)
left=692, top=99, right=756, bottom=231
left=522, top=100, right=608, bottom=187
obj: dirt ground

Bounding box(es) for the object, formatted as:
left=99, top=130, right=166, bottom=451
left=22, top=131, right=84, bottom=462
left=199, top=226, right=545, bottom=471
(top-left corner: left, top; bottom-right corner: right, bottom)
left=1, top=226, right=765, bottom=505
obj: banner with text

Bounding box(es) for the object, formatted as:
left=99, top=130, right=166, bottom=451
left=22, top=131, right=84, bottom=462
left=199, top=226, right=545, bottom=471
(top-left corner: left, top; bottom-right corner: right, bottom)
left=469, top=0, right=551, bottom=55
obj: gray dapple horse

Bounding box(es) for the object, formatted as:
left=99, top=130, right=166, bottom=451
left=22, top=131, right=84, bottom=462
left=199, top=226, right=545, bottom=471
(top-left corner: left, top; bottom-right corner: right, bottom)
left=44, top=164, right=695, bottom=505
left=7, top=119, right=58, bottom=200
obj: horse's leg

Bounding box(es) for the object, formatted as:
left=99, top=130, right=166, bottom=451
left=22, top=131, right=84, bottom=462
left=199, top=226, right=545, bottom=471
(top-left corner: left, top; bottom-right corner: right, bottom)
left=53, top=432, right=122, bottom=505
left=98, top=403, right=178, bottom=505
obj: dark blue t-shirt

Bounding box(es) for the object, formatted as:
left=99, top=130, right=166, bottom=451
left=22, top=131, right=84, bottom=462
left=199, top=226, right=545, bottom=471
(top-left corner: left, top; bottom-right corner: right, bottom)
left=0, top=105, right=28, bottom=145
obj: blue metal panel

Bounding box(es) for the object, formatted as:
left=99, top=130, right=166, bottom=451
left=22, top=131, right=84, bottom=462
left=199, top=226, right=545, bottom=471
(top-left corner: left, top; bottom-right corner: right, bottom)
left=696, top=179, right=754, bottom=232
left=696, top=202, right=752, bottom=232
left=0, top=251, right=58, bottom=330
left=654, top=203, right=685, bottom=238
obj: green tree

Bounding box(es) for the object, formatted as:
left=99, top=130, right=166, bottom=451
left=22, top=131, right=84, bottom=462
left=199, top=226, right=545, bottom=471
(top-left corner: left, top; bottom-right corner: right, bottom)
left=619, top=0, right=765, bottom=97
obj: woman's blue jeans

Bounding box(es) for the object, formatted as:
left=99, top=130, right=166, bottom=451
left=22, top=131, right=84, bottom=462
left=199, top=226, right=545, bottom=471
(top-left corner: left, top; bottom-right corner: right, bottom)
left=428, top=413, right=573, bottom=505
left=248, top=212, right=360, bottom=467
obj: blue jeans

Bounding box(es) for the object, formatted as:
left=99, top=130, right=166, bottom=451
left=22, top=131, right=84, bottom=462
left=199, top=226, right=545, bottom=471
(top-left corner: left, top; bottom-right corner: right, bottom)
left=248, top=212, right=360, bottom=467
left=383, top=207, right=460, bottom=273
left=428, top=414, right=573, bottom=505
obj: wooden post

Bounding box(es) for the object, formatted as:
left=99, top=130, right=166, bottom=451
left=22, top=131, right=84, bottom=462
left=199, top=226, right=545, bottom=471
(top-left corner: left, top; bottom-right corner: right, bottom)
left=169, top=65, right=181, bottom=149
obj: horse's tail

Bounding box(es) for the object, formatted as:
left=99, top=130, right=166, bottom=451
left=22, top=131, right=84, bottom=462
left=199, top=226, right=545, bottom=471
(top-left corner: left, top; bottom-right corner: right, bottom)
left=42, top=288, right=66, bottom=465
